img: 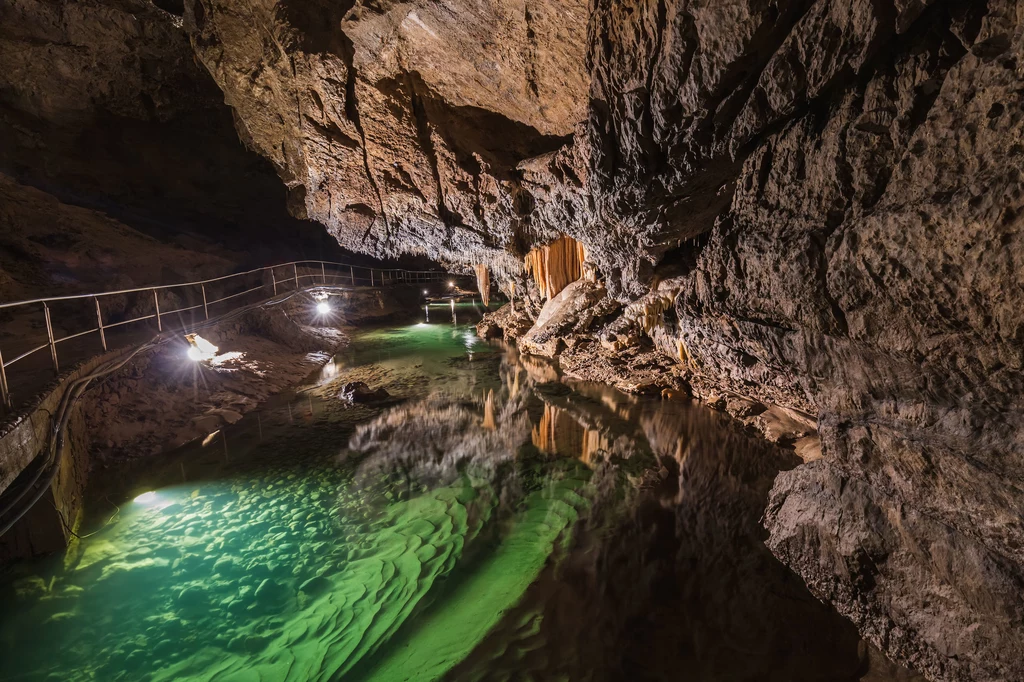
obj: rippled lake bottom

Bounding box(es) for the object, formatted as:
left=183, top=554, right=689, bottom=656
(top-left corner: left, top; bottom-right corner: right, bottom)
left=0, top=303, right=909, bottom=681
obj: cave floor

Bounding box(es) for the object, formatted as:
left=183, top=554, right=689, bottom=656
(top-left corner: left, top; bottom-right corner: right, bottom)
left=0, top=303, right=918, bottom=682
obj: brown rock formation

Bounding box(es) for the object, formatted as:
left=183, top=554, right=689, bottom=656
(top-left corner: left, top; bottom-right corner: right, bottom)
left=474, top=264, right=491, bottom=307
left=0, top=0, right=346, bottom=272
left=523, top=236, right=588, bottom=301
left=183, top=0, right=588, bottom=269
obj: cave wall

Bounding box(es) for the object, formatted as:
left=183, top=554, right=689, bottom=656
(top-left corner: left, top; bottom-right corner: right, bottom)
left=0, top=0, right=346, bottom=272
left=182, top=0, right=591, bottom=271
left=591, top=3, right=1024, bottom=680
left=585, top=2, right=1023, bottom=680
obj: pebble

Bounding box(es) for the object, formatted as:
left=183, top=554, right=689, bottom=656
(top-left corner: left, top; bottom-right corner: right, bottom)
left=213, top=556, right=236, bottom=575
left=254, top=578, right=286, bottom=602
left=299, top=576, right=331, bottom=596
left=177, top=586, right=208, bottom=608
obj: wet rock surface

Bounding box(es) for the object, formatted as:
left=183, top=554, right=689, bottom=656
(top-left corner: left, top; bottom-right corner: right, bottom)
left=338, top=381, right=390, bottom=404
left=79, top=287, right=418, bottom=463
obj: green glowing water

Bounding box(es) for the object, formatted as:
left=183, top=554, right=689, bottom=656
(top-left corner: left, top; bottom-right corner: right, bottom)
left=0, top=303, right=907, bottom=681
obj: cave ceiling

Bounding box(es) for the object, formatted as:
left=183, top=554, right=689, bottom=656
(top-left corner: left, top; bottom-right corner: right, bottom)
left=185, top=0, right=590, bottom=271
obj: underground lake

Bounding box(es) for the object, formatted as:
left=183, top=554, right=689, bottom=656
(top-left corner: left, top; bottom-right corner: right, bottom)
left=0, top=303, right=916, bottom=681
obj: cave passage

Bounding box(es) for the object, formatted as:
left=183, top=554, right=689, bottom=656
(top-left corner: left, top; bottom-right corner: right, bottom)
left=0, top=302, right=901, bottom=682
left=1, top=0, right=1021, bottom=678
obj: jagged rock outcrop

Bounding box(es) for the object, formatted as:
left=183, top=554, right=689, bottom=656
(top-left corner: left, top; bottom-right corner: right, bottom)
left=612, top=4, right=1024, bottom=681
left=183, top=0, right=589, bottom=271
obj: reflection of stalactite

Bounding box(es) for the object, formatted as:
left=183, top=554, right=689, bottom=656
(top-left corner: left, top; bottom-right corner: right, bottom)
left=475, top=264, right=491, bottom=307
left=531, top=404, right=610, bottom=466
left=507, top=364, right=522, bottom=397
left=483, top=389, right=496, bottom=430
left=524, top=236, right=586, bottom=300
left=520, top=354, right=560, bottom=383
left=582, top=430, right=611, bottom=465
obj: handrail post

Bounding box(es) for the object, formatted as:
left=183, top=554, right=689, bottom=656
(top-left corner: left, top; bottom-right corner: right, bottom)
left=95, top=297, right=107, bottom=351
left=293, top=263, right=299, bottom=289
left=201, top=284, right=209, bottom=319
left=321, top=261, right=327, bottom=285
left=350, top=266, right=355, bottom=286
left=0, top=346, right=11, bottom=411
left=43, top=302, right=59, bottom=375
left=370, top=269, right=375, bottom=287
left=271, top=269, right=277, bottom=296
left=153, top=289, right=162, bottom=332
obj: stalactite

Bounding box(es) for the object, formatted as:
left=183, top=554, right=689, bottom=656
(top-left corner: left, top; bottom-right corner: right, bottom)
left=676, top=338, right=690, bottom=366
left=474, top=264, right=491, bottom=307
left=523, top=236, right=586, bottom=300
left=625, top=293, right=676, bottom=333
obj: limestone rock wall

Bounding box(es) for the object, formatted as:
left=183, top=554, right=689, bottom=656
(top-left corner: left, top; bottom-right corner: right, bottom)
left=183, top=0, right=589, bottom=268
left=0, top=0, right=344, bottom=269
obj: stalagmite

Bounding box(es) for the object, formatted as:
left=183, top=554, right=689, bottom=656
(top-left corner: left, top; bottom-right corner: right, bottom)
left=474, top=264, right=491, bottom=307
left=523, top=236, right=586, bottom=300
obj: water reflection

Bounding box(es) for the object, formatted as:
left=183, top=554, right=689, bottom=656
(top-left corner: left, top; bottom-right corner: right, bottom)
left=531, top=404, right=612, bottom=466
left=0, top=311, right=913, bottom=682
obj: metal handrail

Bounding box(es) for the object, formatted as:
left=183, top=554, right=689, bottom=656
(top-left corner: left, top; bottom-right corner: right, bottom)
left=0, top=259, right=464, bottom=411
left=0, top=260, right=448, bottom=309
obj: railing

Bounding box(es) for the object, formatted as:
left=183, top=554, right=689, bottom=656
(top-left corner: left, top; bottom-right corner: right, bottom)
left=0, top=260, right=462, bottom=412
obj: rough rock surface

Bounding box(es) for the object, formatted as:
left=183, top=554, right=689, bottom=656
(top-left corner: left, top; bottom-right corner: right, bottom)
left=338, top=381, right=390, bottom=404
left=183, top=0, right=589, bottom=269
left=0, top=174, right=235, bottom=302
left=518, top=281, right=618, bottom=357
left=492, top=3, right=1022, bottom=679
left=81, top=285, right=417, bottom=462
left=0, top=0, right=346, bottom=270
